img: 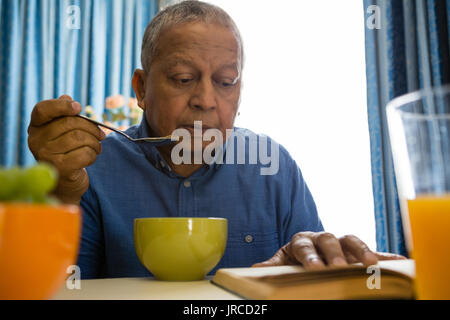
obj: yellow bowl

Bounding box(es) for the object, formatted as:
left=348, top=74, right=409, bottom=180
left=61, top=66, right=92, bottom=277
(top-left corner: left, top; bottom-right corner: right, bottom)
left=134, top=217, right=227, bottom=281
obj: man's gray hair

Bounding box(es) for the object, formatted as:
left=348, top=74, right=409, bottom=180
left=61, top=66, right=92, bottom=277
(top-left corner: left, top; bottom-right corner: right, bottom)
left=141, top=0, right=244, bottom=72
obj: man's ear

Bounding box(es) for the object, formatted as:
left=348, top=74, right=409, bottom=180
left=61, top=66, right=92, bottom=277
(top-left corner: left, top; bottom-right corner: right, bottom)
left=132, top=69, right=147, bottom=110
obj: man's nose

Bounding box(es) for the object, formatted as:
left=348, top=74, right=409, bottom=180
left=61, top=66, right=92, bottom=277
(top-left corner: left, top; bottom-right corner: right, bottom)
left=189, top=78, right=217, bottom=111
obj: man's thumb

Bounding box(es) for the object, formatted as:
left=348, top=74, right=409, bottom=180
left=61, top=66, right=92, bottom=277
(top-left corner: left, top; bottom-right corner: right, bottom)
left=58, top=94, right=73, bottom=101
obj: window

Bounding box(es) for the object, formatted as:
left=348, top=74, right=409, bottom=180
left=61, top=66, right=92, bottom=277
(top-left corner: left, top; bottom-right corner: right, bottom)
left=207, top=0, right=376, bottom=249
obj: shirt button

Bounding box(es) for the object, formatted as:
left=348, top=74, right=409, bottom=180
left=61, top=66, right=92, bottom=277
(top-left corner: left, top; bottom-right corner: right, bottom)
left=245, top=234, right=253, bottom=243
left=184, top=180, right=191, bottom=188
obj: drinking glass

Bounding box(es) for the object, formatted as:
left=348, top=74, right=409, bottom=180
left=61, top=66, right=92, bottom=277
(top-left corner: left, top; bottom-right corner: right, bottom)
left=387, top=85, right=450, bottom=299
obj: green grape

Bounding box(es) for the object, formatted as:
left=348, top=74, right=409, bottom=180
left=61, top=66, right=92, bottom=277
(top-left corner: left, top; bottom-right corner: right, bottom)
left=10, top=193, right=60, bottom=205
left=0, top=167, right=23, bottom=200
left=31, top=193, right=46, bottom=203
left=10, top=192, right=34, bottom=203
left=22, top=162, right=58, bottom=196
left=43, top=195, right=62, bottom=206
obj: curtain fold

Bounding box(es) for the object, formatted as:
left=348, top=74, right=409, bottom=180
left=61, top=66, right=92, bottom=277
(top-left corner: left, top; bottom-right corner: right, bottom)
left=364, top=0, right=449, bottom=255
left=0, top=0, right=158, bottom=167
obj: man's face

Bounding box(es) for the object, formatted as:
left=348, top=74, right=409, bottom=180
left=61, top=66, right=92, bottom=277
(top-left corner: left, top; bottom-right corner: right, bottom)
left=139, top=21, right=241, bottom=150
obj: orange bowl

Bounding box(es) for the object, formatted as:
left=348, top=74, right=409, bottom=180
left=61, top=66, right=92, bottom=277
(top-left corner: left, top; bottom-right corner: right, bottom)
left=0, top=203, right=81, bottom=300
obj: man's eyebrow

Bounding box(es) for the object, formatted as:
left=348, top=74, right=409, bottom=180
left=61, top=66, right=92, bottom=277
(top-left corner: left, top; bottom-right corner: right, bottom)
left=163, top=57, right=239, bottom=72
left=163, top=57, right=196, bottom=69
left=218, top=62, right=239, bottom=71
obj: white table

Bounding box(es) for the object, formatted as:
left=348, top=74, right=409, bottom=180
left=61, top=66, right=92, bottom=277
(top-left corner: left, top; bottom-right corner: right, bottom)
left=52, top=276, right=241, bottom=300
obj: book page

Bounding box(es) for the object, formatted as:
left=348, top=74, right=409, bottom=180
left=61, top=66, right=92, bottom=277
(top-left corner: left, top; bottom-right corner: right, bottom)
left=216, top=259, right=415, bottom=280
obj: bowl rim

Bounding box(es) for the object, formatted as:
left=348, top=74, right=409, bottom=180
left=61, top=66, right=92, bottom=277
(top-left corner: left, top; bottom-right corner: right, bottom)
left=134, top=217, right=227, bottom=222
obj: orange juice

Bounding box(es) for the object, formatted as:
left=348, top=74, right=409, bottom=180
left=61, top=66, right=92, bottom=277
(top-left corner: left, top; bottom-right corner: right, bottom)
left=407, top=195, right=450, bottom=299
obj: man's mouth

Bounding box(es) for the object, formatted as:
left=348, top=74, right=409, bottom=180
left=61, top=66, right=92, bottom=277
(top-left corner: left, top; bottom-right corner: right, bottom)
left=179, top=124, right=214, bottom=134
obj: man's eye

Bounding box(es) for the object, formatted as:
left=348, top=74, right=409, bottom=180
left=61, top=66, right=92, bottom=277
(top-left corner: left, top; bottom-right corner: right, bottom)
left=174, top=78, right=193, bottom=84
left=219, top=79, right=235, bottom=88
left=171, top=75, right=194, bottom=85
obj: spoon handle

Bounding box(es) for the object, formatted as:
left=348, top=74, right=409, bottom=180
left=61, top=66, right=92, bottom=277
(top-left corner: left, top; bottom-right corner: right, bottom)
left=76, top=114, right=134, bottom=140
left=76, top=114, right=176, bottom=142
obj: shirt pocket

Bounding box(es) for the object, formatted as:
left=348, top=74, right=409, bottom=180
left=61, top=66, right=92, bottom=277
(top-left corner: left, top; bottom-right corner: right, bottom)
left=210, top=230, right=280, bottom=273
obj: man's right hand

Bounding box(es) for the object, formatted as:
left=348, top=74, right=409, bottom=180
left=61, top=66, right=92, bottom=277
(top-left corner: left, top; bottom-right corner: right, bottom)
left=27, top=95, right=106, bottom=205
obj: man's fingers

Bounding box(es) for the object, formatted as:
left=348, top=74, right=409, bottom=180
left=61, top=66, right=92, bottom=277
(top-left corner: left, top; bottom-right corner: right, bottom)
left=289, top=235, right=325, bottom=270
left=30, top=99, right=81, bottom=127
left=52, top=146, right=99, bottom=177
left=374, top=252, right=407, bottom=261
left=337, top=251, right=405, bottom=264
left=45, top=130, right=103, bottom=155
left=28, top=116, right=105, bottom=159
left=252, top=245, right=297, bottom=267
left=45, top=116, right=105, bottom=142
left=312, top=232, right=348, bottom=267
left=37, top=145, right=99, bottom=178
left=339, top=235, right=378, bottom=266
left=344, top=252, right=359, bottom=264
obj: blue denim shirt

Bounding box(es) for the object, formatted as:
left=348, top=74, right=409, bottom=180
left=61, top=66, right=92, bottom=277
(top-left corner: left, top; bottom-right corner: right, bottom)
left=77, top=117, right=323, bottom=279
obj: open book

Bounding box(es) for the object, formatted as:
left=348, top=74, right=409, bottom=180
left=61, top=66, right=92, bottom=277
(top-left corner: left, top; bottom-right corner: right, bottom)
left=212, top=259, right=415, bottom=300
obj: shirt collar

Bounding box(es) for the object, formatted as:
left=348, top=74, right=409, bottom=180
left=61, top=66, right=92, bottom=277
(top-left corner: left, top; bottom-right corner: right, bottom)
left=135, top=116, right=168, bottom=173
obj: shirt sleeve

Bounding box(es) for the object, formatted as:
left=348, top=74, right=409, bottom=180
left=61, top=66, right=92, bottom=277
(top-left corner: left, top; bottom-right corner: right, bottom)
left=281, top=151, right=324, bottom=245
left=76, top=182, right=105, bottom=279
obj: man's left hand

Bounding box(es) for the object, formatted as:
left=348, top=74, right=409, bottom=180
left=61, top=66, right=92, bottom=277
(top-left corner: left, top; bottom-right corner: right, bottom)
left=252, top=231, right=406, bottom=270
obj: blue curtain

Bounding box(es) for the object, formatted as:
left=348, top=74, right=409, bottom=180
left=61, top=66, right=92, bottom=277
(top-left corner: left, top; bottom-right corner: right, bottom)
left=364, top=0, right=450, bottom=255
left=0, top=0, right=158, bottom=167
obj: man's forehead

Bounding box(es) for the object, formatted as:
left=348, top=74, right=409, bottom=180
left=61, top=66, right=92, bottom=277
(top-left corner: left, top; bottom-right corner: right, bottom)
left=157, top=22, right=239, bottom=54
left=162, top=54, right=239, bottom=71
left=160, top=21, right=237, bottom=42
left=150, top=22, right=241, bottom=72
left=159, top=37, right=238, bottom=57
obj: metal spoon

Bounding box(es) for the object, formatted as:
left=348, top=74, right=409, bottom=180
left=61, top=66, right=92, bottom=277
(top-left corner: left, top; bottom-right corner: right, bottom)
left=76, top=114, right=178, bottom=143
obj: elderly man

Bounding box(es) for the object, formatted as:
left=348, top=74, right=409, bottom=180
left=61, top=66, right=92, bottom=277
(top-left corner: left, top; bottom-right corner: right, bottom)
left=27, top=1, right=403, bottom=279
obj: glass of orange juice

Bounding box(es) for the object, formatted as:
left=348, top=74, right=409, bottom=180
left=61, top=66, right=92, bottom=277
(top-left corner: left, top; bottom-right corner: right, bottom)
left=387, top=85, right=450, bottom=300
